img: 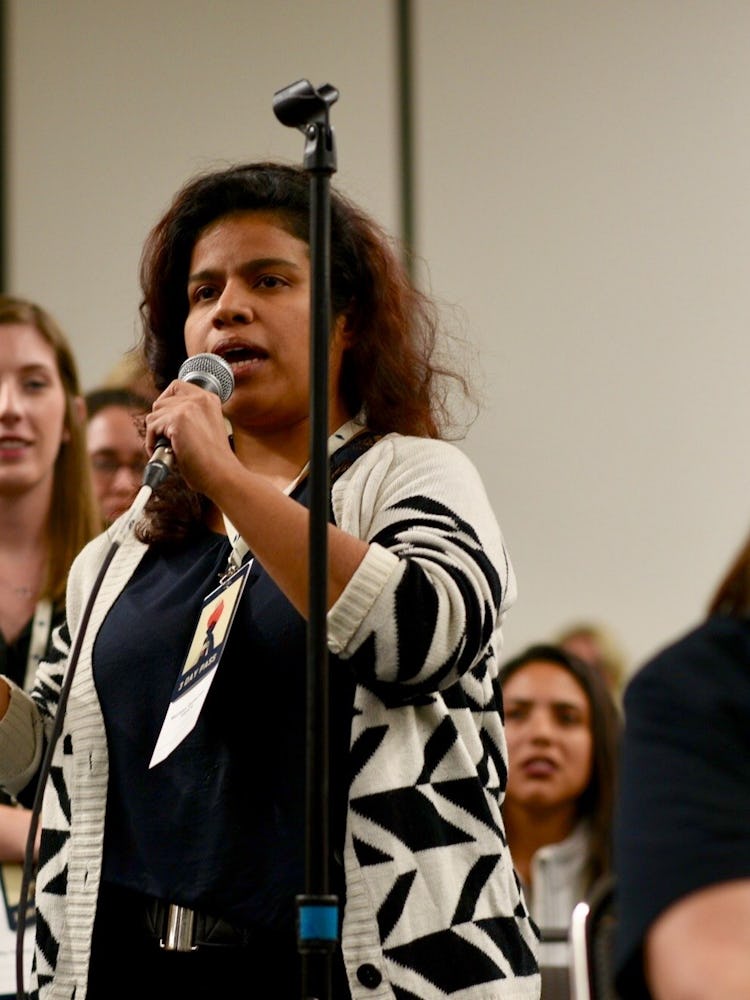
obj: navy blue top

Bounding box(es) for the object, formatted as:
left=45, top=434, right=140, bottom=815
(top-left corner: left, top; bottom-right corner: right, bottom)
left=0, top=621, right=34, bottom=690
left=614, top=614, right=750, bottom=997
left=0, top=604, right=64, bottom=689
left=93, top=480, right=354, bottom=934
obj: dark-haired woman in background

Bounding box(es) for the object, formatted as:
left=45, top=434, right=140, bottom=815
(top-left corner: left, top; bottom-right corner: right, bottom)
left=0, top=163, right=540, bottom=999
left=499, top=643, right=620, bottom=977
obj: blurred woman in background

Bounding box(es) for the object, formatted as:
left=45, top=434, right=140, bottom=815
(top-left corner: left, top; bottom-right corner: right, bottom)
left=554, top=620, right=629, bottom=700
left=0, top=294, right=99, bottom=997
left=85, top=386, right=151, bottom=525
left=499, top=643, right=621, bottom=978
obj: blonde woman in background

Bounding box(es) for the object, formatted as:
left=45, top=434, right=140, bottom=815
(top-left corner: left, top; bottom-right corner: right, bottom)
left=0, top=294, right=100, bottom=998
left=102, top=349, right=158, bottom=404
left=554, top=620, right=629, bottom=699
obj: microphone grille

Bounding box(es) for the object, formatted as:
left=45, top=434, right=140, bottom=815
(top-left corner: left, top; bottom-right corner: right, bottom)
left=177, top=353, right=235, bottom=403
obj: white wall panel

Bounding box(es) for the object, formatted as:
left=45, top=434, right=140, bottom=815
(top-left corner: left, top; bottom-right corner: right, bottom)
left=7, top=0, right=398, bottom=386
left=414, top=0, right=750, bottom=668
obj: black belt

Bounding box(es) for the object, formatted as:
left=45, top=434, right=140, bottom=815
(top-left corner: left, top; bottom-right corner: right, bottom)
left=145, top=897, right=255, bottom=952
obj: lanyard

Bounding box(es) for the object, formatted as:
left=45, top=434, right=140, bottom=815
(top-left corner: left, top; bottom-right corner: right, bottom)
left=24, top=598, right=53, bottom=690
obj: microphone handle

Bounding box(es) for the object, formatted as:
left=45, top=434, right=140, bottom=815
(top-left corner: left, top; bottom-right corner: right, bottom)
left=141, top=353, right=234, bottom=491
left=142, top=437, right=174, bottom=490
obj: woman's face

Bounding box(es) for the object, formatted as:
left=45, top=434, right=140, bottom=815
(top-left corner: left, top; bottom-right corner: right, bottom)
left=87, top=405, right=146, bottom=523
left=183, top=211, right=350, bottom=435
left=0, top=323, right=68, bottom=498
left=503, top=660, right=593, bottom=815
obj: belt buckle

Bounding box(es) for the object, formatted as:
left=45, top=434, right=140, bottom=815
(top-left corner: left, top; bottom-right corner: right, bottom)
left=159, top=903, right=198, bottom=952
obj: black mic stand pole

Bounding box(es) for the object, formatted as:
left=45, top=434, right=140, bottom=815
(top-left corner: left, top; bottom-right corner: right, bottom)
left=273, top=79, right=339, bottom=1000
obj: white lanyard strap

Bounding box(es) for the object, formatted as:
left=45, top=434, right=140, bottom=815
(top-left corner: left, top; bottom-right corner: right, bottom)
left=24, top=597, right=53, bottom=690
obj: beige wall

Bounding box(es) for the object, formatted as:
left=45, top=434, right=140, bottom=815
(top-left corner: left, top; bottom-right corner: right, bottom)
left=7, top=0, right=399, bottom=375
left=8, top=0, right=750, bottom=672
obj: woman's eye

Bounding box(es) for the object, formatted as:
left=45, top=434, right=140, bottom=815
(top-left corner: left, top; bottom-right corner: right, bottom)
left=189, top=285, right=218, bottom=304
left=255, top=275, right=286, bottom=289
left=24, top=378, right=49, bottom=392
left=556, top=709, right=584, bottom=727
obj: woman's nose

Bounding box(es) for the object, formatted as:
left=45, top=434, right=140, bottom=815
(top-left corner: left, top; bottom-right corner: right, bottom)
left=212, top=283, right=254, bottom=328
left=0, top=380, right=22, bottom=418
left=528, top=709, right=555, bottom=742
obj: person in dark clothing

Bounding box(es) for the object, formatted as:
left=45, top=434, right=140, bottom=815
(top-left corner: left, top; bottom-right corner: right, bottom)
left=615, top=528, right=750, bottom=999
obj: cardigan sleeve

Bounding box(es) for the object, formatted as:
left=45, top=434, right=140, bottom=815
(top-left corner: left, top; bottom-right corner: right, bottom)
left=327, top=434, right=515, bottom=695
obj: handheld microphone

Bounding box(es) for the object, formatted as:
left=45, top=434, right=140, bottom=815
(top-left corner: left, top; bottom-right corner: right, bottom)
left=143, top=353, right=235, bottom=489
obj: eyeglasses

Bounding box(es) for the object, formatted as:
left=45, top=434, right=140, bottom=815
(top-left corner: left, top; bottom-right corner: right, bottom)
left=90, top=454, right=146, bottom=479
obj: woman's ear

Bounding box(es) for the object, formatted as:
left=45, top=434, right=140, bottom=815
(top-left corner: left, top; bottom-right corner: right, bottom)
left=63, top=395, right=87, bottom=443
left=332, top=312, right=354, bottom=349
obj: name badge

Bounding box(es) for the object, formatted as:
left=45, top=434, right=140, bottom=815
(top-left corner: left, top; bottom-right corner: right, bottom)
left=149, top=561, right=251, bottom=768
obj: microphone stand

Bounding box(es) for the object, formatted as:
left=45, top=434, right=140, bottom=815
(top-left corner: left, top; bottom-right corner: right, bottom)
left=272, top=79, right=339, bottom=1000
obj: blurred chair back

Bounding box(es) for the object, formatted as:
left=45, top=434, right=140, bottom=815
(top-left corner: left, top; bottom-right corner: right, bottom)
left=569, top=875, right=620, bottom=1000
left=539, top=925, right=571, bottom=1000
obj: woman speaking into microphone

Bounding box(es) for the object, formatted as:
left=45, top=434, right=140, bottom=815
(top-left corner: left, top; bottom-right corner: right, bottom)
left=0, top=163, right=539, bottom=1000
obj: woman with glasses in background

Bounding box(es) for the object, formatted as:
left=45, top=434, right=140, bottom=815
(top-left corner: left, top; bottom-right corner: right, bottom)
left=85, top=386, right=151, bottom=525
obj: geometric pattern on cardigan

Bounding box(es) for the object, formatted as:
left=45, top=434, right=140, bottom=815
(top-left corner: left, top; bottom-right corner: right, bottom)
left=345, top=701, right=539, bottom=996
left=30, top=630, right=72, bottom=1000
left=344, top=644, right=538, bottom=996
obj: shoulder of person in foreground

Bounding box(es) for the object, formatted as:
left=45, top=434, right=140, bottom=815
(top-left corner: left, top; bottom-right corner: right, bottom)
left=615, top=614, right=750, bottom=998
left=621, top=614, right=750, bottom=758
left=328, top=432, right=516, bottom=691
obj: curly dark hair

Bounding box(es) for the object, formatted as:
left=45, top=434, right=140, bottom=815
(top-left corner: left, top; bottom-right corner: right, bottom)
left=139, top=161, right=469, bottom=436
left=137, top=161, right=473, bottom=543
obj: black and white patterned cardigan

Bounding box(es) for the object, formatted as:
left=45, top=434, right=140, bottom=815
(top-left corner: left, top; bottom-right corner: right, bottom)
left=0, top=430, right=540, bottom=1000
